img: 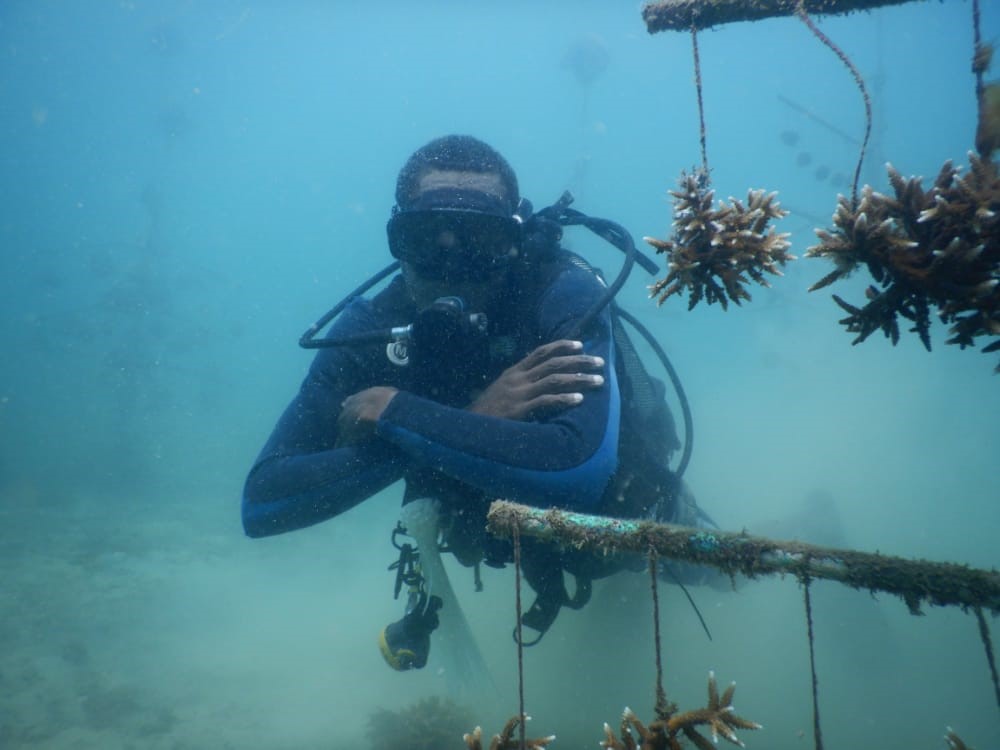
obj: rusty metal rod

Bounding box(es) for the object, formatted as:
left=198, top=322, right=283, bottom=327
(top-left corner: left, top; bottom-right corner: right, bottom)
left=486, top=500, right=1000, bottom=615
left=642, top=0, right=921, bottom=33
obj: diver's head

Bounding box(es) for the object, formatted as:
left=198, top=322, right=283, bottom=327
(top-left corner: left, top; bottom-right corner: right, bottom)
left=388, top=135, right=522, bottom=308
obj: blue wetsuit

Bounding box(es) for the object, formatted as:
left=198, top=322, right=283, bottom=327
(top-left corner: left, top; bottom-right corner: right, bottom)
left=242, top=256, right=621, bottom=540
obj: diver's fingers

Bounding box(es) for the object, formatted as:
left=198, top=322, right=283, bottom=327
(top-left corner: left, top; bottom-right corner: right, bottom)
left=517, top=339, right=584, bottom=370
left=528, top=353, right=605, bottom=380
left=524, top=392, right=586, bottom=417
left=527, top=371, right=604, bottom=397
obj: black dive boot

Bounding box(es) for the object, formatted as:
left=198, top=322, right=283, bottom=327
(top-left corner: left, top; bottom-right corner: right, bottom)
left=378, top=527, right=442, bottom=670
left=378, top=590, right=442, bottom=670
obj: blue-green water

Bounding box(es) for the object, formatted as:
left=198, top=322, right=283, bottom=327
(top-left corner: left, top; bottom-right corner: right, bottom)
left=1, top=1, right=997, bottom=748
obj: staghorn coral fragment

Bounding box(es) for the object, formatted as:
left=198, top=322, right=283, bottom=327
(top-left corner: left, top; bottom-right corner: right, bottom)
left=945, top=727, right=973, bottom=750
left=464, top=715, right=555, bottom=750
left=600, top=721, right=628, bottom=750
left=806, top=155, right=1000, bottom=370
left=646, top=168, right=793, bottom=311
left=599, top=672, right=761, bottom=750
left=665, top=670, right=761, bottom=748
left=463, top=725, right=484, bottom=749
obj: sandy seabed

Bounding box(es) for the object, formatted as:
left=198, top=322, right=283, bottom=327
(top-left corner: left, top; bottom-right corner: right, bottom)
left=3, top=479, right=999, bottom=750
left=0, top=481, right=410, bottom=749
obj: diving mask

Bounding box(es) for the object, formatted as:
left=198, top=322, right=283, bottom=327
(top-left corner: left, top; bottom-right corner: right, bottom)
left=387, top=209, right=521, bottom=282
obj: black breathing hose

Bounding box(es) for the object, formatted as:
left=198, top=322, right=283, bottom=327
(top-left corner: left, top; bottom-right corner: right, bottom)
left=612, top=305, right=694, bottom=480
left=299, top=261, right=400, bottom=349
left=547, top=203, right=693, bottom=479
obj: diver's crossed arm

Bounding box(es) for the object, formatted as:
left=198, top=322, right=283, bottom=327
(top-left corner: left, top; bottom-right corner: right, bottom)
left=242, top=267, right=619, bottom=533
left=374, top=267, right=621, bottom=511
left=241, top=333, right=406, bottom=538
left=374, top=322, right=620, bottom=511
left=241, top=441, right=403, bottom=537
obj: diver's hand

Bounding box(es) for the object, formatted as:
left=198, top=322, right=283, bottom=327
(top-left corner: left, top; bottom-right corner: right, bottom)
left=468, top=339, right=605, bottom=421
left=336, top=386, right=399, bottom=447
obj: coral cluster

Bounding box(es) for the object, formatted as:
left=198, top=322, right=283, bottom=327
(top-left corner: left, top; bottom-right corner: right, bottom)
left=600, top=671, right=761, bottom=750
left=366, top=695, right=474, bottom=750
left=806, top=155, right=1000, bottom=369
left=463, top=715, right=555, bottom=750
left=645, top=169, right=793, bottom=310
left=946, top=727, right=973, bottom=750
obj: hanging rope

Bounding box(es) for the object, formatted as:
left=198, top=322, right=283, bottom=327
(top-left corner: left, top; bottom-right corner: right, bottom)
left=512, top=523, right=527, bottom=750
left=973, top=606, right=1000, bottom=714
left=648, top=548, right=668, bottom=713
left=972, top=0, right=984, bottom=100
left=802, top=573, right=825, bottom=750
left=971, top=0, right=995, bottom=159
left=794, top=0, right=871, bottom=208
left=690, top=25, right=710, bottom=175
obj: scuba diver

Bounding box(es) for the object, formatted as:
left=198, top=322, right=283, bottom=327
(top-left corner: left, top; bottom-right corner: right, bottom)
left=242, top=134, right=716, bottom=674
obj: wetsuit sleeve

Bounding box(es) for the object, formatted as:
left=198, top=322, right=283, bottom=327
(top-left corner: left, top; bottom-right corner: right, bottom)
left=375, top=268, right=620, bottom=510
left=241, top=300, right=406, bottom=537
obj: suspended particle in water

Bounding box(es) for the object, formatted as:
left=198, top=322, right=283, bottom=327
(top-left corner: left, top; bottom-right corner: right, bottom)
left=779, top=130, right=799, bottom=147
left=561, top=33, right=610, bottom=89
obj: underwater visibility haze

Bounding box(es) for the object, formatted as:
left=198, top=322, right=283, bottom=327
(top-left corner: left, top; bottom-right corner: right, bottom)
left=0, top=1, right=998, bottom=748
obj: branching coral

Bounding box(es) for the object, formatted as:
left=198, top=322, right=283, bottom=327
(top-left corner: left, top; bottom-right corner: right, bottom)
left=463, top=715, right=555, bottom=750
left=946, top=727, right=973, bottom=750
left=806, top=154, right=1000, bottom=369
left=599, top=671, right=761, bottom=750
left=645, top=169, right=794, bottom=310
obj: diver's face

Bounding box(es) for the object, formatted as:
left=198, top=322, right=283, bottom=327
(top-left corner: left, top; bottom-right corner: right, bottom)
left=398, top=170, right=514, bottom=311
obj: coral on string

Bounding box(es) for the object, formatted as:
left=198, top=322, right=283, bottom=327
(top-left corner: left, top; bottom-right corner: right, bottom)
left=645, top=169, right=794, bottom=311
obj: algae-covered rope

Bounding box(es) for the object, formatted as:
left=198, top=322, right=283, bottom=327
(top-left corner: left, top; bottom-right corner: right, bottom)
left=643, top=0, right=917, bottom=34
left=486, top=501, right=1000, bottom=616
